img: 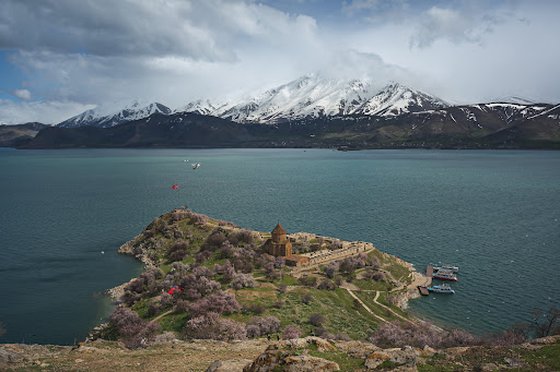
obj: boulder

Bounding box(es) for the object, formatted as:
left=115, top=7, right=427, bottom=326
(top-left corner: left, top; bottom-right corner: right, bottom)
left=206, top=359, right=252, bottom=372
left=244, top=345, right=339, bottom=372
left=0, top=348, right=25, bottom=367
left=365, top=351, right=390, bottom=369
left=365, top=346, right=418, bottom=370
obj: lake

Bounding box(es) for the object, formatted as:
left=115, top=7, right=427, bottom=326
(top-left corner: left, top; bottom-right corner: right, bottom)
left=1, top=148, right=559, bottom=344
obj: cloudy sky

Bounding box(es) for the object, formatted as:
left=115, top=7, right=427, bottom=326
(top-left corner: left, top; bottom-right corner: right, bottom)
left=0, top=0, right=559, bottom=124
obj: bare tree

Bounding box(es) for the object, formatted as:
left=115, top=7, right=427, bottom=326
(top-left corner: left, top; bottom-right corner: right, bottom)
left=530, top=306, right=560, bottom=337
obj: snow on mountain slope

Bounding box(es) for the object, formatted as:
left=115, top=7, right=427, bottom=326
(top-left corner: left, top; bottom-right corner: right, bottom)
left=178, top=74, right=448, bottom=123
left=57, top=101, right=171, bottom=128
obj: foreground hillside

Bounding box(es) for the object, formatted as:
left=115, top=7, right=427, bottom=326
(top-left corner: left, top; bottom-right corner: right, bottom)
left=2, top=335, right=559, bottom=371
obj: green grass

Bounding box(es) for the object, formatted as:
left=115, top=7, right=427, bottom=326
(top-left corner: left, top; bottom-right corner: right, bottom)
left=520, top=343, right=560, bottom=371
left=352, top=278, right=392, bottom=291
left=263, top=288, right=380, bottom=339
left=308, top=349, right=365, bottom=371
left=158, top=312, right=188, bottom=333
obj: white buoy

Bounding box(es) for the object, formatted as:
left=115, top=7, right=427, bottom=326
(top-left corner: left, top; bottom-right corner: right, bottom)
left=101, top=251, right=105, bottom=254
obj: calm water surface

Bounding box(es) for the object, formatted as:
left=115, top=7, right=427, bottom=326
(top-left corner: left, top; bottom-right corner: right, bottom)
left=1, top=148, right=559, bottom=344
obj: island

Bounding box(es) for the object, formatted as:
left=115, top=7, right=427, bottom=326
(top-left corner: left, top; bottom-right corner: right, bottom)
left=1, top=208, right=559, bottom=371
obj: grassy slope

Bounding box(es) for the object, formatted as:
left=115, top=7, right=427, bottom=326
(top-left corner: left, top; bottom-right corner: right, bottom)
left=118, top=209, right=413, bottom=340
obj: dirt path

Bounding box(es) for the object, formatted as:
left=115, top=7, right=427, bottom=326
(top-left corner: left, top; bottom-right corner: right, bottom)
left=150, top=310, right=174, bottom=324
left=371, top=291, right=414, bottom=324
left=344, top=288, right=387, bottom=323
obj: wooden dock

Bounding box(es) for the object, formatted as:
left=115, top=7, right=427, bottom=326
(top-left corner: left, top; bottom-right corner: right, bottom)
left=426, top=264, right=433, bottom=277
left=418, top=286, right=430, bottom=296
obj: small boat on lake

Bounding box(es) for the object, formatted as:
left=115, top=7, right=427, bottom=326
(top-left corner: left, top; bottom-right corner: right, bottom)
left=432, top=270, right=458, bottom=281
left=428, top=283, right=455, bottom=294
left=431, top=262, right=459, bottom=273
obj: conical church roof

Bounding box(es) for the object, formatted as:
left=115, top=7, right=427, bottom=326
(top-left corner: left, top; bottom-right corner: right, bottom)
left=272, top=223, right=286, bottom=235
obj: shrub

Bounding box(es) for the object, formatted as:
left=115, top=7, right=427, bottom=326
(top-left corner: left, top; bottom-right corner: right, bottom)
left=323, top=263, right=338, bottom=279
left=369, top=321, right=478, bottom=349
left=109, top=307, right=160, bottom=348
left=231, top=273, right=256, bottom=290
left=228, top=229, right=254, bottom=245
left=177, top=291, right=240, bottom=317
left=159, top=293, right=175, bottom=308
left=244, top=303, right=266, bottom=315
left=186, top=211, right=208, bottom=226
left=195, top=250, right=212, bottom=264
left=184, top=312, right=246, bottom=341
left=309, top=313, right=326, bottom=327
left=318, top=279, right=336, bottom=290
left=529, top=306, right=560, bottom=337
left=314, top=327, right=335, bottom=339
left=282, top=325, right=301, bottom=340
left=301, top=293, right=313, bottom=305
left=298, top=276, right=317, bottom=288
left=277, top=284, right=288, bottom=294
left=178, top=274, right=221, bottom=300
left=483, top=324, right=529, bottom=346
left=215, top=261, right=236, bottom=283
left=247, top=316, right=281, bottom=338
left=202, top=230, right=228, bottom=251
left=167, top=241, right=189, bottom=262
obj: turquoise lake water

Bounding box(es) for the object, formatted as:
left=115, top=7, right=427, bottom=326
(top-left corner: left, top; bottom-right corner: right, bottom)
left=0, top=148, right=559, bottom=344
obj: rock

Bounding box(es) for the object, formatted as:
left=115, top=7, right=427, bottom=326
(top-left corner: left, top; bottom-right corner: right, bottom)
left=206, top=359, right=252, bottom=372
left=336, top=340, right=379, bottom=359
left=365, top=351, right=390, bottom=369
left=283, top=355, right=340, bottom=371
left=365, top=347, right=418, bottom=370
left=244, top=345, right=339, bottom=372
left=282, top=337, right=336, bottom=352
left=0, top=348, right=25, bottom=366
left=504, top=357, right=523, bottom=368
left=481, top=362, right=499, bottom=371
left=530, top=335, right=560, bottom=345
left=419, top=345, right=436, bottom=358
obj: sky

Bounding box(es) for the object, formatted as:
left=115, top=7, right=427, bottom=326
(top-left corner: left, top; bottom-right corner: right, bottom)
left=0, top=0, right=559, bottom=124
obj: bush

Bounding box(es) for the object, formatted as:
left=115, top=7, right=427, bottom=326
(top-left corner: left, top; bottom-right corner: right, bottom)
left=228, top=229, right=254, bottom=245
left=184, top=312, right=246, bottom=341
left=244, top=303, right=266, bottom=315
left=529, top=306, right=560, bottom=337
left=309, top=313, right=326, bottom=327
left=109, top=307, right=160, bottom=348
left=231, top=273, right=256, bottom=290
left=178, top=274, right=221, bottom=300
left=301, top=293, right=313, bottom=304
left=214, top=261, right=236, bottom=282
left=247, top=316, right=281, bottom=338
left=282, top=325, right=301, bottom=340
left=195, top=250, right=212, bottom=264
left=323, top=263, right=338, bottom=279
left=298, top=276, right=318, bottom=288
left=318, top=279, right=336, bottom=290
left=167, top=241, right=189, bottom=262
left=177, top=291, right=240, bottom=317
left=202, top=230, right=228, bottom=251
left=369, top=321, right=478, bottom=349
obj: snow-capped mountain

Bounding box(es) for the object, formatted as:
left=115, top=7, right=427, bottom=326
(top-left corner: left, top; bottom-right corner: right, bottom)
left=57, top=101, right=171, bottom=128
left=177, top=74, right=448, bottom=123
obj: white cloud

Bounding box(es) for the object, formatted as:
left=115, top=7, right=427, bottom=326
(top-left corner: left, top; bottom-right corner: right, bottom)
left=0, top=0, right=559, bottom=124
left=410, top=6, right=497, bottom=48
left=13, top=89, right=31, bottom=100
left=0, top=99, right=94, bottom=124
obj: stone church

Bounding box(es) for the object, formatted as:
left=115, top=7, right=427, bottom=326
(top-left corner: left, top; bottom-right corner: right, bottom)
left=263, top=223, right=292, bottom=257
